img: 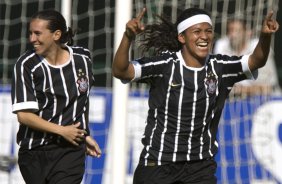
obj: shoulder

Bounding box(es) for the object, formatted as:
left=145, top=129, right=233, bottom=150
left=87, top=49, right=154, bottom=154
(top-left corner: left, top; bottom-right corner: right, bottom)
left=17, top=49, right=36, bottom=62
left=71, top=46, right=91, bottom=58
left=161, top=50, right=178, bottom=60
left=135, top=50, right=177, bottom=65
left=15, top=49, right=39, bottom=67
left=208, top=54, right=243, bottom=63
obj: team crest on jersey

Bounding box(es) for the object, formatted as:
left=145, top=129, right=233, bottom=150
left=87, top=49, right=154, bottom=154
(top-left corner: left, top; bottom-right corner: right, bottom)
left=77, top=69, right=88, bottom=93
left=205, top=72, right=217, bottom=95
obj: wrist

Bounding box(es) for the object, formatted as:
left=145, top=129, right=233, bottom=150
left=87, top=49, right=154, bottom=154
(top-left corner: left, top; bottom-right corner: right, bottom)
left=124, top=30, right=135, bottom=40
left=260, top=32, right=272, bottom=37
left=54, top=125, right=64, bottom=136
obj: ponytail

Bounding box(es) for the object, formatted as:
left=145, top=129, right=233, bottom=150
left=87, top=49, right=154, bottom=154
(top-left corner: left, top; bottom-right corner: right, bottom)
left=61, top=27, right=75, bottom=46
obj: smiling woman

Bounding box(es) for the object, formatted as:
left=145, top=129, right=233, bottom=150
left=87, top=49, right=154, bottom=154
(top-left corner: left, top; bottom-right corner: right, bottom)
left=11, top=9, right=101, bottom=184
left=112, top=6, right=279, bottom=184
left=178, top=22, right=214, bottom=67
left=28, top=10, right=72, bottom=65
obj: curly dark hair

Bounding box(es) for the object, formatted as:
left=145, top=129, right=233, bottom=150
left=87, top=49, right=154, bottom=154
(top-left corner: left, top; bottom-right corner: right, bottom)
left=138, top=7, right=211, bottom=55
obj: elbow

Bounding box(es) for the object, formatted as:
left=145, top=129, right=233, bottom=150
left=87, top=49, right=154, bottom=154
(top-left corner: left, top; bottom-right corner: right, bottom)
left=248, top=54, right=267, bottom=71
left=255, top=58, right=267, bottom=69
left=111, top=59, right=123, bottom=79
left=259, top=62, right=266, bottom=68
left=17, top=111, right=27, bottom=125
left=16, top=111, right=34, bottom=126
left=111, top=63, right=133, bottom=80
left=112, top=70, right=129, bottom=81
left=111, top=67, right=122, bottom=79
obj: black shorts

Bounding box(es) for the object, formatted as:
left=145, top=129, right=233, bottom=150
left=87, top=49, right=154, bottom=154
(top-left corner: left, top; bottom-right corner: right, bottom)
left=18, top=142, right=86, bottom=184
left=133, top=158, right=217, bottom=184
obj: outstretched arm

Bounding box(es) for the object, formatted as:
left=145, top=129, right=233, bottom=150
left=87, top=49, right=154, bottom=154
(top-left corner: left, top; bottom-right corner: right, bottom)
left=248, top=11, right=279, bottom=71
left=112, top=8, right=146, bottom=80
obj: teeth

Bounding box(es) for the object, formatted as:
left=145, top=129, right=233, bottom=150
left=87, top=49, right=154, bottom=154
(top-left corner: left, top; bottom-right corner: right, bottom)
left=197, top=42, right=208, bottom=47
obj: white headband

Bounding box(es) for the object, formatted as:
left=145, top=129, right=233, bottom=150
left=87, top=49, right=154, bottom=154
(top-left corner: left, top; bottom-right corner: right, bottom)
left=177, top=14, right=212, bottom=34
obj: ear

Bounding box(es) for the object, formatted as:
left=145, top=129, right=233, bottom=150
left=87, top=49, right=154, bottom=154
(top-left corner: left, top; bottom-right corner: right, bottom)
left=178, top=33, right=185, bottom=44
left=53, top=30, right=62, bottom=41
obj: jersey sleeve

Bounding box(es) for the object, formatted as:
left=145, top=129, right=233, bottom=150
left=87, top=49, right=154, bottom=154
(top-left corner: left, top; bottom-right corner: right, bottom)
left=11, top=53, right=39, bottom=113
left=210, top=54, right=258, bottom=90
left=123, top=53, right=173, bottom=84
left=120, top=60, right=142, bottom=84
left=240, top=54, right=258, bottom=80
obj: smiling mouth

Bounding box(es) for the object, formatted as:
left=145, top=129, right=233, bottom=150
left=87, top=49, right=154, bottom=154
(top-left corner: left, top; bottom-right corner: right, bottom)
left=197, top=42, right=208, bottom=48
left=33, top=44, right=40, bottom=49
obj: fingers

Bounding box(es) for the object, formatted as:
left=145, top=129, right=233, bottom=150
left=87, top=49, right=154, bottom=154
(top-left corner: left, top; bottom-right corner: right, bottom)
left=125, top=8, right=146, bottom=39
left=266, top=10, right=274, bottom=20
left=73, top=122, right=81, bottom=127
left=86, top=144, right=102, bottom=157
left=74, top=129, right=86, bottom=142
left=70, top=134, right=85, bottom=146
left=93, top=141, right=102, bottom=157
left=136, top=7, right=146, bottom=31
left=136, top=7, right=146, bottom=21
left=71, top=140, right=79, bottom=146
left=85, top=136, right=102, bottom=157
left=78, top=129, right=87, bottom=135
left=263, top=10, right=279, bottom=33
left=65, top=123, right=87, bottom=146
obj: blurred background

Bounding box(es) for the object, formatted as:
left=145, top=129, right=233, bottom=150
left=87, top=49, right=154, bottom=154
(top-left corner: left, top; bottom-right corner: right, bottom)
left=1, top=0, right=282, bottom=184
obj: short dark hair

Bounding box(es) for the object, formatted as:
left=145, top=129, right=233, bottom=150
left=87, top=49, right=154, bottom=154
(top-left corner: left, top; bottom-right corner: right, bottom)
left=31, top=9, right=74, bottom=45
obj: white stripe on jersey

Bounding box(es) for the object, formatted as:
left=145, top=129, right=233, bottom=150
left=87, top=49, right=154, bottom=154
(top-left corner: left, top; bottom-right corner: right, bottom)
left=209, top=62, right=217, bottom=157
left=141, top=58, right=173, bottom=67
left=144, top=109, right=158, bottom=166
left=135, top=56, right=175, bottom=80
left=158, top=62, right=175, bottom=165
left=211, top=58, right=242, bottom=64
left=82, top=55, right=90, bottom=130
left=28, top=132, right=34, bottom=150
left=173, top=61, right=184, bottom=162
left=199, top=65, right=210, bottom=159
left=42, top=60, right=57, bottom=120
left=71, top=57, right=79, bottom=122
left=187, top=71, right=198, bottom=161
left=18, top=53, right=36, bottom=104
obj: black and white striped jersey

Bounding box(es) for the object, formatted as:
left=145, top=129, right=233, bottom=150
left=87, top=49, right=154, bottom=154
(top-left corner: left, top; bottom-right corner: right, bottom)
left=11, top=46, right=94, bottom=150
left=129, top=50, right=256, bottom=166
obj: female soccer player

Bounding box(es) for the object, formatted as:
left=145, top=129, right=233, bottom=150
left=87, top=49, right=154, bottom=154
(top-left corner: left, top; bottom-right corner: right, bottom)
left=112, top=7, right=279, bottom=184
left=11, top=10, right=101, bottom=184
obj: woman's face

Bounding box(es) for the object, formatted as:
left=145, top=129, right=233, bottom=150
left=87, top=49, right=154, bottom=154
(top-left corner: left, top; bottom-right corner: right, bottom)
left=179, top=22, right=214, bottom=63
left=29, top=18, right=61, bottom=57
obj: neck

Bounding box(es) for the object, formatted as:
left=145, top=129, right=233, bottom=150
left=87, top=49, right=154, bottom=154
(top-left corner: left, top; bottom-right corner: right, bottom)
left=181, top=49, right=206, bottom=68
left=45, top=45, right=69, bottom=66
